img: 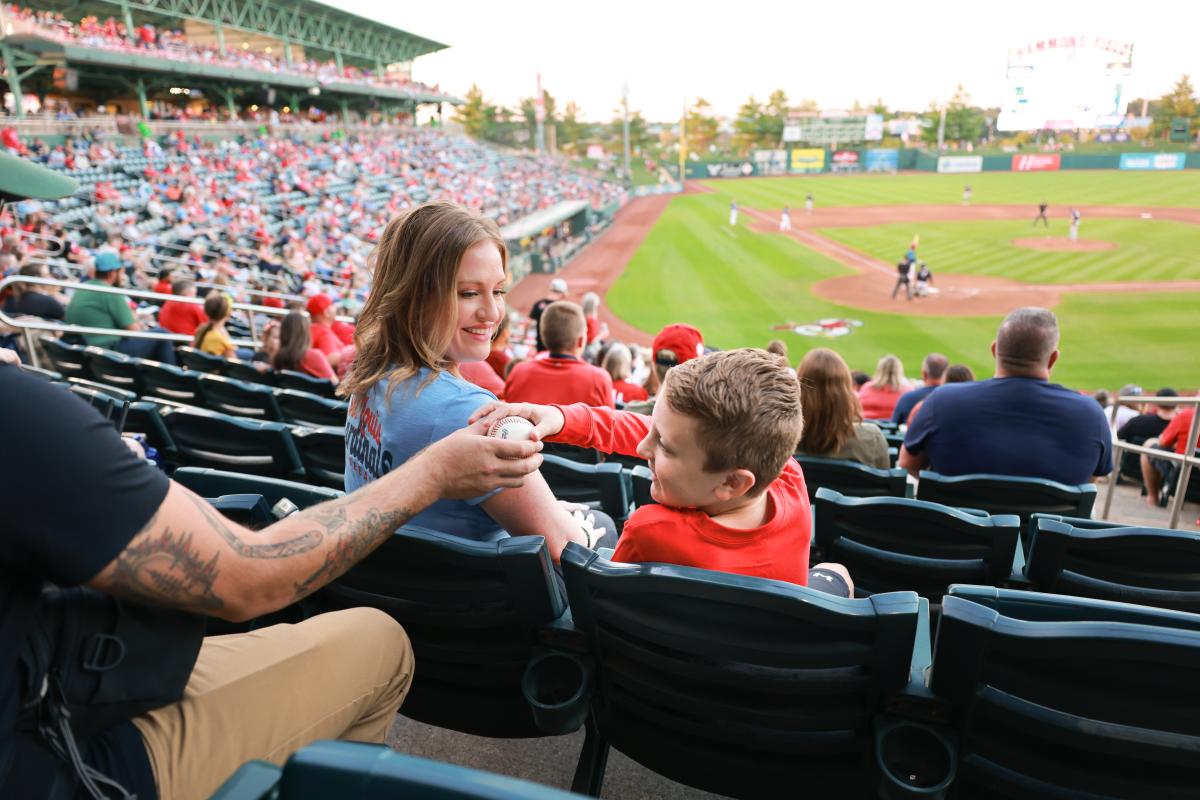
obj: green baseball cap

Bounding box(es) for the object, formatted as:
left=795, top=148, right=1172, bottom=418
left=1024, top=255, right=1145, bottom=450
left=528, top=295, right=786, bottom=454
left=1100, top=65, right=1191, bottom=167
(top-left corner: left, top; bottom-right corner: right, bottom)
left=0, top=150, right=79, bottom=202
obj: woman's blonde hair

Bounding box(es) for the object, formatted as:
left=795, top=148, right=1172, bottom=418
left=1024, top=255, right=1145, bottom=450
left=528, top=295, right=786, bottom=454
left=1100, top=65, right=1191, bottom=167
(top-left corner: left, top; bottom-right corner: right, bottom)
left=339, top=201, right=506, bottom=400
left=871, top=354, right=907, bottom=392
left=602, top=342, right=632, bottom=382
left=796, top=348, right=862, bottom=455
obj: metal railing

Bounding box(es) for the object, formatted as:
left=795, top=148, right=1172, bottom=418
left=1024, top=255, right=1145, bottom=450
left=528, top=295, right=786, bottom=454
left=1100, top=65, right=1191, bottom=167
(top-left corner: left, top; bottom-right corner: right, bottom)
left=15, top=230, right=66, bottom=257
left=1103, top=394, right=1200, bottom=529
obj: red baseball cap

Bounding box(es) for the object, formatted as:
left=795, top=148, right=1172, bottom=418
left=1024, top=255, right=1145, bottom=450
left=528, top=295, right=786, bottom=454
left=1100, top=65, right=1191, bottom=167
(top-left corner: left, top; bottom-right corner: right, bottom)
left=306, top=293, right=333, bottom=316
left=652, top=323, right=705, bottom=368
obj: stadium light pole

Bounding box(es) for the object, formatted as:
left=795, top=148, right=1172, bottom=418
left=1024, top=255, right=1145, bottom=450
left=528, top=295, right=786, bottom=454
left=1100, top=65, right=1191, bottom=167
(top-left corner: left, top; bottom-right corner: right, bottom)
left=621, top=81, right=632, bottom=183
left=937, top=105, right=947, bottom=151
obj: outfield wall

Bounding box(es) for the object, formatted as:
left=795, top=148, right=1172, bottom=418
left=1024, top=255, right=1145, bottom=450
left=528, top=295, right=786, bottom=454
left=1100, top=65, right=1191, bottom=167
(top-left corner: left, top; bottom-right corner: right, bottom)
left=687, top=148, right=1200, bottom=178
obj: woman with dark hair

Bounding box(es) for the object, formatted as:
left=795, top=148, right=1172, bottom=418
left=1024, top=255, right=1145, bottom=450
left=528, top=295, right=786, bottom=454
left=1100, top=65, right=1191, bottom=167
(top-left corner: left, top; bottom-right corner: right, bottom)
left=273, top=311, right=337, bottom=384
left=340, top=201, right=611, bottom=559
left=796, top=348, right=889, bottom=468
left=3, top=261, right=65, bottom=321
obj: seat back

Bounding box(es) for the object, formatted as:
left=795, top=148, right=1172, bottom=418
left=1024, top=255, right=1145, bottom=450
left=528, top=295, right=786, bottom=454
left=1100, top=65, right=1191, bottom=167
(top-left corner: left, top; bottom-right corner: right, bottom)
left=276, top=369, right=338, bottom=399
left=275, top=388, right=348, bottom=428
left=541, top=442, right=602, bottom=465
left=83, top=346, right=143, bottom=394
left=39, top=335, right=87, bottom=378
left=539, top=454, right=631, bottom=525
left=18, top=364, right=62, bottom=382
left=137, top=359, right=204, bottom=404
left=199, top=373, right=284, bottom=421
left=794, top=455, right=908, bottom=501
left=290, top=426, right=346, bottom=490
left=317, top=527, right=566, bottom=738
left=932, top=586, right=1200, bottom=799
left=561, top=545, right=921, bottom=797
left=1026, top=519, right=1200, bottom=613
left=813, top=488, right=1020, bottom=600
left=159, top=405, right=305, bottom=480
left=123, top=400, right=178, bottom=467
left=173, top=467, right=343, bottom=510
left=177, top=345, right=228, bottom=374
left=68, top=384, right=130, bottom=430
left=629, top=465, right=655, bottom=508
left=224, top=359, right=276, bottom=386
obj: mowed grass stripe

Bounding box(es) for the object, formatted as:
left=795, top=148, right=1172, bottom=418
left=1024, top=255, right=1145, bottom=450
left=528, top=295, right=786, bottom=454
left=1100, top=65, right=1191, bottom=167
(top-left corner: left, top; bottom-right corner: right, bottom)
left=699, top=171, right=1200, bottom=208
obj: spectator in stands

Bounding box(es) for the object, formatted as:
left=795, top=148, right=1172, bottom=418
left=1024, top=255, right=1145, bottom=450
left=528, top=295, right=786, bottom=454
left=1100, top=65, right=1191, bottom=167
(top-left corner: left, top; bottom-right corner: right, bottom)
left=2, top=262, right=65, bottom=320
left=273, top=311, right=336, bottom=385
left=528, top=277, right=567, bottom=352
left=857, top=354, right=910, bottom=419
left=1107, top=383, right=1143, bottom=430
left=152, top=267, right=174, bottom=296
left=471, top=348, right=853, bottom=595
left=850, top=369, right=870, bottom=391
left=250, top=319, right=280, bottom=374
left=1119, top=388, right=1178, bottom=445
left=193, top=291, right=235, bottom=358
left=906, top=363, right=976, bottom=426
left=504, top=301, right=614, bottom=408
left=580, top=291, right=608, bottom=357
left=305, top=293, right=345, bottom=368
left=458, top=357, right=504, bottom=397
left=604, top=343, right=649, bottom=406
left=624, top=323, right=705, bottom=416
left=899, top=307, right=1112, bottom=485
left=1139, top=397, right=1196, bottom=507
left=339, top=201, right=614, bottom=562
left=890, top=352, right=948, bottom=425
left=766, top=339, right=788, bottom=359
left=486, top=315, right=513, bottom=380
left=64, top=251, right=177, bottom=364
left=157, top=276, right=208, bottom=336
left=795, top=348, right=889, bottom=468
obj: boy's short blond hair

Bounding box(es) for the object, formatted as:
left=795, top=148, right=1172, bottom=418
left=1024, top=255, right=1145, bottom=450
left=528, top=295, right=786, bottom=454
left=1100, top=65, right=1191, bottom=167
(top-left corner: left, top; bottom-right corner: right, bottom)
left=539, top=300, right=586, bottom=353
left=661, top=348, right=803, bottom=497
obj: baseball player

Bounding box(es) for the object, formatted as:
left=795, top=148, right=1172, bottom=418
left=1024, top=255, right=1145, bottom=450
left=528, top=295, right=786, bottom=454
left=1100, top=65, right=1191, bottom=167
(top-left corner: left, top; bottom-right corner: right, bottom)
left=1069, top=207, right=1081, bottom=241
left=804, top=193, right=814, bottom=214
left=891, top=259, right=913, bottom=301
left=1033, top=201, right=1049, bottom=227
left=962, top=184, right=972, bottom=205
left=729, top=200, right=739, bottom=226
left=914, top=262, right=933, bottom=297
left=779, top=205, right=792, bottom=232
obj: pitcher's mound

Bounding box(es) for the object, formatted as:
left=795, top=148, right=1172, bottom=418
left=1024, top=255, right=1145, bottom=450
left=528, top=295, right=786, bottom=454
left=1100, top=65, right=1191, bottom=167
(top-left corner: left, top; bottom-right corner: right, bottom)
left=1012, top=237, right=1117, bottom=252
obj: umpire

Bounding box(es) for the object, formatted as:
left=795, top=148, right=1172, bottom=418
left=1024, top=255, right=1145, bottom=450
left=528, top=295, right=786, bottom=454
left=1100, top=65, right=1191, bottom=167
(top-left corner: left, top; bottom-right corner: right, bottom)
left=891, top=258, right=913, bottom=301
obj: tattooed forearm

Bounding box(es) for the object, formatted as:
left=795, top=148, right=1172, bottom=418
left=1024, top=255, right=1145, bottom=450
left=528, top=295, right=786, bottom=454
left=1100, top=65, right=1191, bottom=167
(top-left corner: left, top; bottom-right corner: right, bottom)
left=109, top=524, right=224, bottom=611
left=188, top=494, right=324, bottom=558
left=292, top=507, right=413, bottom=600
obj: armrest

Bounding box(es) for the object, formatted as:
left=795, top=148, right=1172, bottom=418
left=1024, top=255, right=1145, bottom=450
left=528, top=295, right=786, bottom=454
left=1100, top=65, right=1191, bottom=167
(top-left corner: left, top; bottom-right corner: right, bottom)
left=208, top=760, right=282, bottom=800
left=1003, top=541, right=1035, bottom=589
left=885, top=598, right=951, bottom=723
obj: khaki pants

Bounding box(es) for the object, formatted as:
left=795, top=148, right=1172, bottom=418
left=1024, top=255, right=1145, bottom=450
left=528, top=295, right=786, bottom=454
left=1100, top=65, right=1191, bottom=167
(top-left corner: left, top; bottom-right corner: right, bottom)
left=132, top=608, right=413, bottom=800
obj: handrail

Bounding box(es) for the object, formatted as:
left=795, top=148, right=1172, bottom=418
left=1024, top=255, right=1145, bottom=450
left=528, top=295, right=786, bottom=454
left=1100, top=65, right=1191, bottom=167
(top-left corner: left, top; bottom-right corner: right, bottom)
left=148, top=251, right=292, bottom=293
left=15, top=230, right=66, bottom=257
left=1103, top=394, right=1200, bottom=529
left=154, top=240, right=260, bottom=269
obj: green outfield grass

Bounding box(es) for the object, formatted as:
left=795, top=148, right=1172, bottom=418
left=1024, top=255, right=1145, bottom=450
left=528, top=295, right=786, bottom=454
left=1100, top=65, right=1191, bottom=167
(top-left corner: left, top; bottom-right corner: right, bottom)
left=698, top=170, right=1200, bottom=208
left=605, top=188, right=1200, bottom=389
left=818, top=219, right=1200, bottom=284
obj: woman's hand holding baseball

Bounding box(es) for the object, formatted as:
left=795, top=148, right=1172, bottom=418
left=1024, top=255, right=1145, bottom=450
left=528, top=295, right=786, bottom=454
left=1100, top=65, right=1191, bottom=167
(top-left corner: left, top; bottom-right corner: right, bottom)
left=469, top=402, right=565, bottom=442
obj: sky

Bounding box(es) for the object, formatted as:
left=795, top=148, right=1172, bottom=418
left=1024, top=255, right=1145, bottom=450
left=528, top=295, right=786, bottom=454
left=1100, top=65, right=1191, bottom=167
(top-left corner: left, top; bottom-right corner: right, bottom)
left=337, top=0, right=1198, bottom=123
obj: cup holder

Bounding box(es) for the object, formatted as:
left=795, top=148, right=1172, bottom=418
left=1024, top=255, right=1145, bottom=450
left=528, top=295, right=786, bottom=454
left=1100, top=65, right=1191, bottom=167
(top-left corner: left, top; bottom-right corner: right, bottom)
left=521, top=649, right=592, bottom=735
left=876, top=719, right=957, bottom=799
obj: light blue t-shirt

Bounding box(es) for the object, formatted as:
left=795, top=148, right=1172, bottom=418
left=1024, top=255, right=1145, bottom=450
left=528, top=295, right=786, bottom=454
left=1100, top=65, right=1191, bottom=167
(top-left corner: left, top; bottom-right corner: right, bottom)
left=344, top=367, right=504, bottom=540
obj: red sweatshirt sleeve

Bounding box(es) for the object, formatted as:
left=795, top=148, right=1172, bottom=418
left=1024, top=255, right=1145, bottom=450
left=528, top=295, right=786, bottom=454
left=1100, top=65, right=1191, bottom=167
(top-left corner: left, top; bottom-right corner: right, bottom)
left=551, top=403, right=650, bottom=458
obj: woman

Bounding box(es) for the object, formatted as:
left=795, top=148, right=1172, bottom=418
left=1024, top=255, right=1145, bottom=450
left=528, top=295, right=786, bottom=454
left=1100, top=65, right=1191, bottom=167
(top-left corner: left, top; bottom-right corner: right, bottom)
left=857, top=354, right=910, bottom=420
left=602, top=343, right=648, bottom=405
left=339, top=201, right=607, bottom=560
left=580, top=291, right=608, bottom=353
left=3, top=262, right=65, bottom=321
left=192, top=292, right=235, bottom=358
left=796, top=348, right=889, bottom=469
left=273, top=311, right=337, bottom=384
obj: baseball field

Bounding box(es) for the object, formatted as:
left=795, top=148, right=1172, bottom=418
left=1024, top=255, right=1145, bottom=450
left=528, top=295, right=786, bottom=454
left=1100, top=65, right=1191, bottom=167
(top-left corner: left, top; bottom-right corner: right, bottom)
left=598, top=171, right=1200, bottom=391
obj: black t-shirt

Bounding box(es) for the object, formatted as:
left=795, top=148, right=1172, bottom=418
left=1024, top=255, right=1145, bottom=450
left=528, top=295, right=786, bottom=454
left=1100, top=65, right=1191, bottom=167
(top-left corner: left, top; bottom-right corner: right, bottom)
left=529, top=297, right=554, bottom=352
left=3, top=292, right=66, bottom=320
left=0, top=367, right=169, bottom=797
left=1117, top=413, right=1170, bottom=445
left=896, top=261, right=911, bottom=277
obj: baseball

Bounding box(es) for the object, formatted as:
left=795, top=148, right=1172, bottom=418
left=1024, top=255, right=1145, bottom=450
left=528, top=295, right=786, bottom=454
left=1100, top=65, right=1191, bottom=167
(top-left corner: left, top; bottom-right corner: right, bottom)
left=487, top=416, right=535, bottom=441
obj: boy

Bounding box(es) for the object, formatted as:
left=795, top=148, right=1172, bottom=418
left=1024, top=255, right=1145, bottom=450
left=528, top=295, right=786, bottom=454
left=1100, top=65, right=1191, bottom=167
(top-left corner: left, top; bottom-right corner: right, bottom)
left=471, top=348, right=852, bottom=595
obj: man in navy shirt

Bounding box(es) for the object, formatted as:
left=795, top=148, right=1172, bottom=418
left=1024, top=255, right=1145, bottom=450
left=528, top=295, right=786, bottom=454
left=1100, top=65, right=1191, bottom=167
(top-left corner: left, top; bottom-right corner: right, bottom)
left=899, top=308, right=1111, bottom=485
left=891, top=352, right=948, bottom=425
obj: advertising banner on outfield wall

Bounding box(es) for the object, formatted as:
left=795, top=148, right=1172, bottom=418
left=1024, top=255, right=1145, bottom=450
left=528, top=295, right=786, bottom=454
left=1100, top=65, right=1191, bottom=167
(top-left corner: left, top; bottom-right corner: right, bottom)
left=790, top=148, right=826, bottom=173
left=1012, top=154, right=1062, bottom=172
left=1119, top=153, right=1187, bottom=171
left=937, top=155, right=983, bottom=174
left=864, top=149, right=900, bottom=172
left=685, top=161, right=757, bottom=179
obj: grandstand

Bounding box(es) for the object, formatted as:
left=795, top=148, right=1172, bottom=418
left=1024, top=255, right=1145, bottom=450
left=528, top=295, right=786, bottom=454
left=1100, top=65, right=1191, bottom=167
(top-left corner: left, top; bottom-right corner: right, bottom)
left=3, top=3, right=1200, bottom=799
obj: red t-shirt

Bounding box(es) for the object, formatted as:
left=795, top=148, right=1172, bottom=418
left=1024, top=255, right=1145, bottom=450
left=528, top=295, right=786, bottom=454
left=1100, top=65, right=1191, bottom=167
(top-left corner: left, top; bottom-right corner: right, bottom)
left=1161, top=408, right=1197, bottom=455
left=486, top=349, right=511, bottom=380
left=309, top=322, right=342, bottom=357
left=585, top=316, right=600, bottom=344
left=153, top=279, right=173, bottom=295
left=613, top=379, right=648, bottom=405
left=858, top=382, right=906, bottom=420
left=158, top=300, right=208, bottom=336
left=299, top=348, right=336, bottom=380
left=458, top=360, right=504, bottom=398
left=552, top=404, right=813, bottom=585
left=331, top=320, right=356, bottom=346
left=504, top=355, right=614, bottom=408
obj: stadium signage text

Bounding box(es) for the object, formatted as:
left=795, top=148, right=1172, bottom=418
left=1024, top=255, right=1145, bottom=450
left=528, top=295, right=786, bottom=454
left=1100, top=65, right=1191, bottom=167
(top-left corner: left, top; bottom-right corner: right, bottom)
left=1011, top=37, right=1133, bottom=59
left=789, top=148, right=826, bottom=174
left=1118, top=153, right=1186, bottom=171
left=864, top=149, right=900, bottom=172
left=704, top=162, right=755, bottom=178
left=832, top=150, right=860, bottom=164
left=936, top=155, right=983, bottom=174
left=1012, top=154, right=1062, bottom=172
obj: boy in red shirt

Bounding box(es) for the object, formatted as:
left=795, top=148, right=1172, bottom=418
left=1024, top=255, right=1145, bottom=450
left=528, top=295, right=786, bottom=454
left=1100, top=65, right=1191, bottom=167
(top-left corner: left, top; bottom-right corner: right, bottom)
left=504, top=301, right=614, bottom=408
left=474, top=348, right=852, bottom=594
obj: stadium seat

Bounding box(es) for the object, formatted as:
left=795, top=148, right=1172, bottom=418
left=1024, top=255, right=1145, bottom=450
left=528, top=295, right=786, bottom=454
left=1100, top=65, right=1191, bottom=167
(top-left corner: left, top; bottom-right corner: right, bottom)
left=18, top=364, right=62, bottom=382
left=1022, top=512, right=1127, bottom=552
left=1024, top=518, right=1200, bottom=612
left=275, top=388, right=349, bottom=428
left=82, top=346, right=143, bottom=394
left=555, top=544, right=926, bottom=798
left=864, top=419, right=900, bottom=434
left=177, top=346, right=228, bottom=374
left=136, top=359, right=204, bottom=404
left=931, top=585, right=1200, bottom=799
left=541, top=442, right=603, bottom=465
left=211, top=741, right=589, bottom=800
left=290, top=426, right=346, bottom=490
left=539, top=454, right=631, bottom=527
left=794, top=455, right=908, bottom=501
left=198, top=373, right=285, bottom=421
left=813, top=488, right=1022, bottom=602
left=276, top=369, right=338, bottom=399
left=173, top=467, right=342, bottom=510
left=916, top=471, right=1097, bottom=548
left=629, top=464, right=655, bottom=508
left=39, top=336, right=87, bottom=379
left=66, top=376, right=138, bottom=404
left=68, top=383, right=130, bottom=430
left=315, top=527, right=568, bottom=738
left=123, top=400, right=178, bottom=467
left=224, top=359, right=276, bottom=386
left=157, top=404, right=305, bottom=480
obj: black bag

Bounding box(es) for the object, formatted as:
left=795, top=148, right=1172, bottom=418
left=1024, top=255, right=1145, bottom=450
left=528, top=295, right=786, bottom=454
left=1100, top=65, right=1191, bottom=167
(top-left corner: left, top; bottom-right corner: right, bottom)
left=16, top=584, right=206, bottom=799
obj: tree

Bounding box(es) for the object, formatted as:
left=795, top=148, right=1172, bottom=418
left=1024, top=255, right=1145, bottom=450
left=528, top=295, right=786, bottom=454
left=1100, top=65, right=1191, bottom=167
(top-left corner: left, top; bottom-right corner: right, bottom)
left=872, top=97, right=890, bottom=117
left=1151, top=74, right=1196, bottom=137
left=519, top=89, right=558, bottom=149
left=732, top=96, right=765, bottom=155
left=761, top=89, right=789, bottom=145
left=453, top=84, right=492, bottom=139
left=558, top=101, right=586, bottom=153
left=921, top=85, right=984, bottom=147
left=685, top=97, right=719, bottom=155
left=795, top=98, right=819, bottom=113
left=607, top=108, right=652, bottom=156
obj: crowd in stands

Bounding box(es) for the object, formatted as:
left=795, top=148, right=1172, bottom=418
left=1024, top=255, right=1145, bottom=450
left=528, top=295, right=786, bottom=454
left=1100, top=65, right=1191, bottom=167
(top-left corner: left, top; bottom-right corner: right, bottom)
left=1, top=4, right=446, bottom=96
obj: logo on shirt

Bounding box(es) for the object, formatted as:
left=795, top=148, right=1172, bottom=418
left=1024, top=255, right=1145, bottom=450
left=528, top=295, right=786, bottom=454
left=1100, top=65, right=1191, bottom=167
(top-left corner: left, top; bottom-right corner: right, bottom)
left=346, top=399, right=392, bottom=481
